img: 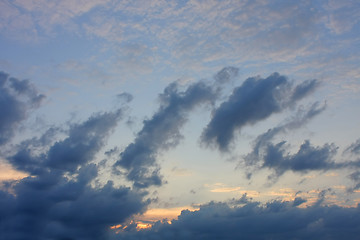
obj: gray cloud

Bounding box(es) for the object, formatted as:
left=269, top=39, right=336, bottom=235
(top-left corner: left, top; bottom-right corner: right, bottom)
left=344, top=138, right=360, bottom=155
left=115, top=197, right=360, bottom=240
left=9, top=110, right=123, bottom=175
left=201, top=73, right=320, bottom=151
left=213, top=66, right=239, bottom=84
left=261, top=140, right=338, bottom=180
left=291, top=79, right=320, bottom=102
left=240, top=102, right=343, bottom=181
left=1, top=108, right=148, bottom=240
left=348, top=171, right=360, bottom=192
left=245, top=102, right=327, bottom=164
left=114, top=80, right=216, bottom=188
left=0, top=71, right=45, bottom=145
left=116, top=92, right=133, bottom=104
left=344, top=139, right=360, bottom=191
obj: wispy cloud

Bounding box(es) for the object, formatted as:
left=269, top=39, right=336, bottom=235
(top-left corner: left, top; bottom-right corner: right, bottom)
left=0, top=71, right=45, bottom=145
left=201, top=73, right=320, bottom=151
left=114, top=79, right=216, bottom=188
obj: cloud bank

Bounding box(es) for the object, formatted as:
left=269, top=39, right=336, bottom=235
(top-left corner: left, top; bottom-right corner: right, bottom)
left=115, top=197, right=360, bottom=240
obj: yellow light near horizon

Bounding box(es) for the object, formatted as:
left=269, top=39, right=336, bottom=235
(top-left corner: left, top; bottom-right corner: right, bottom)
left=136, top=222, right=152, bottom=230
left=210, top=186, right=242, bottom=193
left=0, top=161, right=28, bottom=182
left=135, top=206, right=199, bottom=222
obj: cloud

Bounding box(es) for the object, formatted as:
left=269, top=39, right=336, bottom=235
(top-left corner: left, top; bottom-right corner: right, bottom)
left=213, top=66, right=239, bottom=84
left=348, top=171, right=360, bottom=192
left=344, top=138, right=360, bottom=155
left=114, top=197, right=360, bottom=240
left=116, top=92, right=133, bottom=104
left=201, top=73, right=320, bottom=151
left=0, top=71, right=45, bottom=145
left=0, top=0, right=109, bottom=40
left=344, top=139, right=360, bottom=191
left=9, top=110, right=122, bottom=175
left=114, top=80, right=216, bottom=188
left=1, top=107, right=148, bottom=239
left=290, top=79, right=320, bottom=102
left=239, top=101, right=346, bottom=181
left=0, top=167, right=146, bottom=240
left=245, top=102, right=327, bottom=161
left=261, top=140, right=338, bottom=179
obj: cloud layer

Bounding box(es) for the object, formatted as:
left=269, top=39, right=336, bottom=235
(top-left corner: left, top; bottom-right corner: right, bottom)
left=116, top=197, right=360, bottom=240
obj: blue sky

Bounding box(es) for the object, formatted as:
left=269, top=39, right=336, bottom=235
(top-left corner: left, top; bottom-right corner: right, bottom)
left=1, top=0, right=360, bottom=239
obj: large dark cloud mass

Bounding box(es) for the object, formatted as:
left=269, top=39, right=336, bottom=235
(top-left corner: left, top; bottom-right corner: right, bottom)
left=0, top=78, right=148, bottom=239
left=114, top=80, right=216, bottom=188
left=116, top=197, right=360, bottom=240
left=0, top=71, right=45, bottom=145
left=201, top=73, right=319, bottom=151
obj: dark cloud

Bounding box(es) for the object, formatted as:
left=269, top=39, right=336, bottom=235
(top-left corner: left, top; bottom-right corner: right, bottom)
left=344, top=138, right=360, bottom=155
left=238, top=102, right=342, bottom=181
left=1, top=109, right=148, bottom=240
left=201, top=73, right=320, bottom=151
left=348, top=171, right=360, bottom=192
left=343, top=139, right=360, bottom=192
left=0, top=168, right=146, bottom=240
left=0, top=71, right=45, bottom=145
left=46, top=110, right=123, bottom=173
left=262, top=140, right=338, bottom=179
left=243, top=137, right=338, bottom=182
left=115, top=198, right=360, bottom=240
left=116, top=92, right=133, bottom=104
left=9, top=110, right=123, bottom=175
left=244, top=102, right=327, bottom=167
left=240, top=102, right=360, bottom=183
left=213, top=66, right=239, bottom=84
left=291, top=79, right=319, bottom=102
left=114, top=81, right=216, bottom=188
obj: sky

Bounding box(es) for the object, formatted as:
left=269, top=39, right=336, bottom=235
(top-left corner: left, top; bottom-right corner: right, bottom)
left=1, top=0, right=360, bottom=239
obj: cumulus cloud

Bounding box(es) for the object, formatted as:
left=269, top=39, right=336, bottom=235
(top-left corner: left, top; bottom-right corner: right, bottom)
left=241, top=105, right=360, bottom=183
left=201, top=73, right=320, bottom=151
left=260, top=140, right=338, bottom=180
left=114, top=80, right=216, bottom=188
left=245, top=102, right=327, bottom=162
left=114, top=197, right=360, bottom=240
left=9, top=110, right=123, bottom=175
left=0, top=107, right=148, bottom=239
left=0, top=167, right=145, bottom=240
left=0, top=71, right=45, bottom=145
